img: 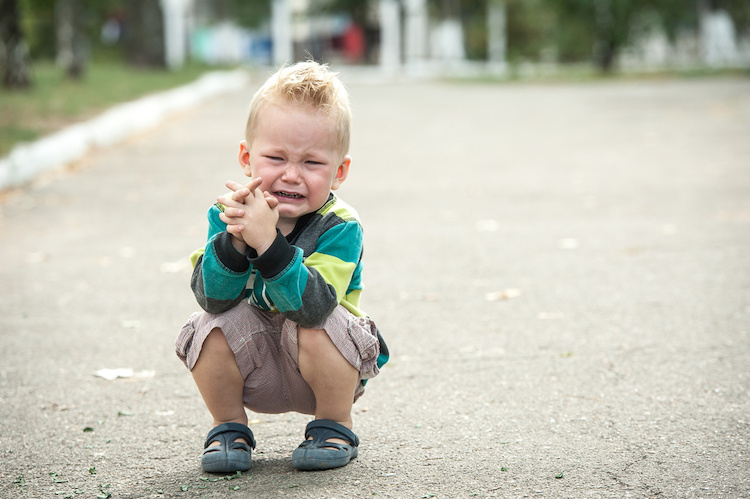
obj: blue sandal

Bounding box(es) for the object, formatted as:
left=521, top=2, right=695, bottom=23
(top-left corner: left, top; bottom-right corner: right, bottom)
left=201, top=422, right=256, bottom=473
left=291, top=419, right=359, bottom=471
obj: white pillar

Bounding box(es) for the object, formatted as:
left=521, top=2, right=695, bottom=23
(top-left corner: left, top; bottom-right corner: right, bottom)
left=379, top=0, right=401, bottom=71
left=272, top=0, right=293, bottom=66
left=405, top=0, right=427, bottom=64
left=432, top=19, right=465, bottom=62
left=487, top=0, right=507, bottom=72
left=161, top=0, right=191, bottom=69
left=700, top=8, right=739, bottom=67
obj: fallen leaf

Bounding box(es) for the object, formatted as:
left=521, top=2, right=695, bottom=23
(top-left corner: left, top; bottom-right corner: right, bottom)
left=160, top=259, right=191, bottom=273
left=94, top=368, right=133, bottom=380
left=538, top=312, right=564, bottom=320
left=475, top=219, right=500, bottom=232
left=26, top=251, right=48, bottom=264
left=485, top=289, right=522, bottom=301
left=119, top=247, right=136, bottom=258
left=558, top=238, right=579, bottom=249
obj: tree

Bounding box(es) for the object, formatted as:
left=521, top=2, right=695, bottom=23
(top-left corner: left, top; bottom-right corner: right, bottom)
left=55, top=0, right=85, bottom=78
left=124, top=0, right=165, bottom=67
left=545, top=0, right=638, bottom=72
left=546, top=0, right=750, bottom=72
left=0, top=0, right=32, bottom=88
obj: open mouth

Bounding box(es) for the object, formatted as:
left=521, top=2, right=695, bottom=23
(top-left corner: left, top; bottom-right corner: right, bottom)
left=275, top=191, right=305, bottom=199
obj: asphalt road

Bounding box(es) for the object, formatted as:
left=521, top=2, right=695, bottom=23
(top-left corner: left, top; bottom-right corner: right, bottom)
left=1, top=72, right=748, bottom=498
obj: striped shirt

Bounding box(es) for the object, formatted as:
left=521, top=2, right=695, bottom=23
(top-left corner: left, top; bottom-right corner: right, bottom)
left=190, top=193, right=367, bottom=328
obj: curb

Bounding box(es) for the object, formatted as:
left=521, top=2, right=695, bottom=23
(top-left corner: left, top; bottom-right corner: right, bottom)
left=0, top=69, right=251, bottom=191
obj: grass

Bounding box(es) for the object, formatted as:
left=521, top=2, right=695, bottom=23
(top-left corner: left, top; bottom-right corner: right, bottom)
left=0, top=60, right=224, bottom=157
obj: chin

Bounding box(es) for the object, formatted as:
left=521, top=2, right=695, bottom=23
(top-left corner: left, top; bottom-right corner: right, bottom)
left=279, top=207, right=305, bottom=218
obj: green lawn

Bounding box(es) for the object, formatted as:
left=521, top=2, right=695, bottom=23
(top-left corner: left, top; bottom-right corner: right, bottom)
left=0, top=60, right=221, bottom=157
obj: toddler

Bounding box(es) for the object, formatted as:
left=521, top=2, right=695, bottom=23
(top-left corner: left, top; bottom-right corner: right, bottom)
left=176, top=61, right=388, bottom=472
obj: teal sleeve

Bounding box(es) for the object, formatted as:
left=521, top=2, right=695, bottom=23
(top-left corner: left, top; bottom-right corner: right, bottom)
left=250, top=221, right=363, bottom=327
left=190, top=205, right=253, bottom=313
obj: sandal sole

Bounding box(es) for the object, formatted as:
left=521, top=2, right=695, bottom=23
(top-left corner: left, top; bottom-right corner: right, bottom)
left=291, top=446, right=358, bottom=471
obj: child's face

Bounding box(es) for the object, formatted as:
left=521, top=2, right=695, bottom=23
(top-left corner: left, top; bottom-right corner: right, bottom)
left=239, top=102, right=350, bottom=230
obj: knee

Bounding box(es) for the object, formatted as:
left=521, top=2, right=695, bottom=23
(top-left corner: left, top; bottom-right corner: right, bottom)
left=298, top=328, right=331, bottom=354
left=202, top=328, right=234, bottom=358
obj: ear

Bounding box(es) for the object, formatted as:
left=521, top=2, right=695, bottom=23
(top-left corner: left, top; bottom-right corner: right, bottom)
left=238, top=140, right=253, bottom=177
left=331, top=155, right=351, bottom=190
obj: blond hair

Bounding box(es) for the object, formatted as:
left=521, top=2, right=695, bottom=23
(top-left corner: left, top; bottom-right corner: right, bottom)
left=245, top=61, right=352, bottom=159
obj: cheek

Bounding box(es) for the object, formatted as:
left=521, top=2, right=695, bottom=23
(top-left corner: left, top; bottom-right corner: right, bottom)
left=259, top=178, right=274, bottom=192
left=249, top=163, right=269, bottom=182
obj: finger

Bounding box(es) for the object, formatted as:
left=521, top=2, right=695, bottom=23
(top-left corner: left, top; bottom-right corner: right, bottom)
left=245, top=177, right=263, bottom=190
left=254, top=185, right=270, bottom=201
left=219, top=211, right=243, bottom=227
left=225, top=207, right=245, bottom=218
left=263, top=191, right=279, bottom=209
left=218, top=193, right=246, bottom=208
left=226, top=180, right=247, bottom=192
left=230, top=188, right=251, bottom=203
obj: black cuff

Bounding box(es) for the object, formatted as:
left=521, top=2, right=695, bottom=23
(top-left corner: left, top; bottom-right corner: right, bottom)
left=213, top=231, right=251, bottom=272
left=249, top=230, right=297, bottom=279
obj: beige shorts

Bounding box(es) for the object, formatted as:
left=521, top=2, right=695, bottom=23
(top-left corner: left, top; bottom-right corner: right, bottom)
left=175, top=302, right=381, bottom=415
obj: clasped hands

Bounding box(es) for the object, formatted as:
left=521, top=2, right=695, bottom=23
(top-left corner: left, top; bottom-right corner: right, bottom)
left=218, top=178, right=279, bottom=255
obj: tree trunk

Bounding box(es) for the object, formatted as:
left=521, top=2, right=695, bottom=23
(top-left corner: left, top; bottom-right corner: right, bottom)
left=593, top=0, right=616, bottom=72
left=0, top=0, right=32, bottom=89
left=125, top=0, right=166, bottom=68
left=56, top=0, right=85, bottom=79
left=594, top=38, right=616, bottom=72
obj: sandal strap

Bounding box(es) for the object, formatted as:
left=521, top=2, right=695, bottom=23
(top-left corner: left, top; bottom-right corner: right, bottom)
left=204, top=422, right=256, bottom=449
left=304, top=419, right=359, bottom=447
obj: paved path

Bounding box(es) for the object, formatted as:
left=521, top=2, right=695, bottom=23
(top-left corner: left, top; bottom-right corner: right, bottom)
left=1, top=73, right=748, bottom=498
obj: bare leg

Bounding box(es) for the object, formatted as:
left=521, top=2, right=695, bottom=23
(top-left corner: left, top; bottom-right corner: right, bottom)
left=297, top=327, right=359, bottom=446
left=192, top=328, right=248, bottom=445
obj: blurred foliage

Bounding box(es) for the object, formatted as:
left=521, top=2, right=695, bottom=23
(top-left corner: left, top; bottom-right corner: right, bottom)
left=205, top=0, right=270, bottom=28
left=13, top=0, right=750, bottom=69
left=20, top=0, right=124, bottom=61
left=460, top=0, right=557, bottom=62
left=546, top=0, right=750, bottom=71
left=455, top=0, right=750, bottom=70
left=17, top=0, right=272, bottom=64
left=0, top=60, right=212, bottom=156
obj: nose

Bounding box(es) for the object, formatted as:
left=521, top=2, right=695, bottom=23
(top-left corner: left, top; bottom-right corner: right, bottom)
left=281, top=162, right=300, bottom=182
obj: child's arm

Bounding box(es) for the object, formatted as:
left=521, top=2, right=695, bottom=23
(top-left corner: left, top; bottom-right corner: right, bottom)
left=190, top=205, right=251, bottom=313
left=249, top=219, right=363, bottom=327
left=189, top=180, right=278, bottom=314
